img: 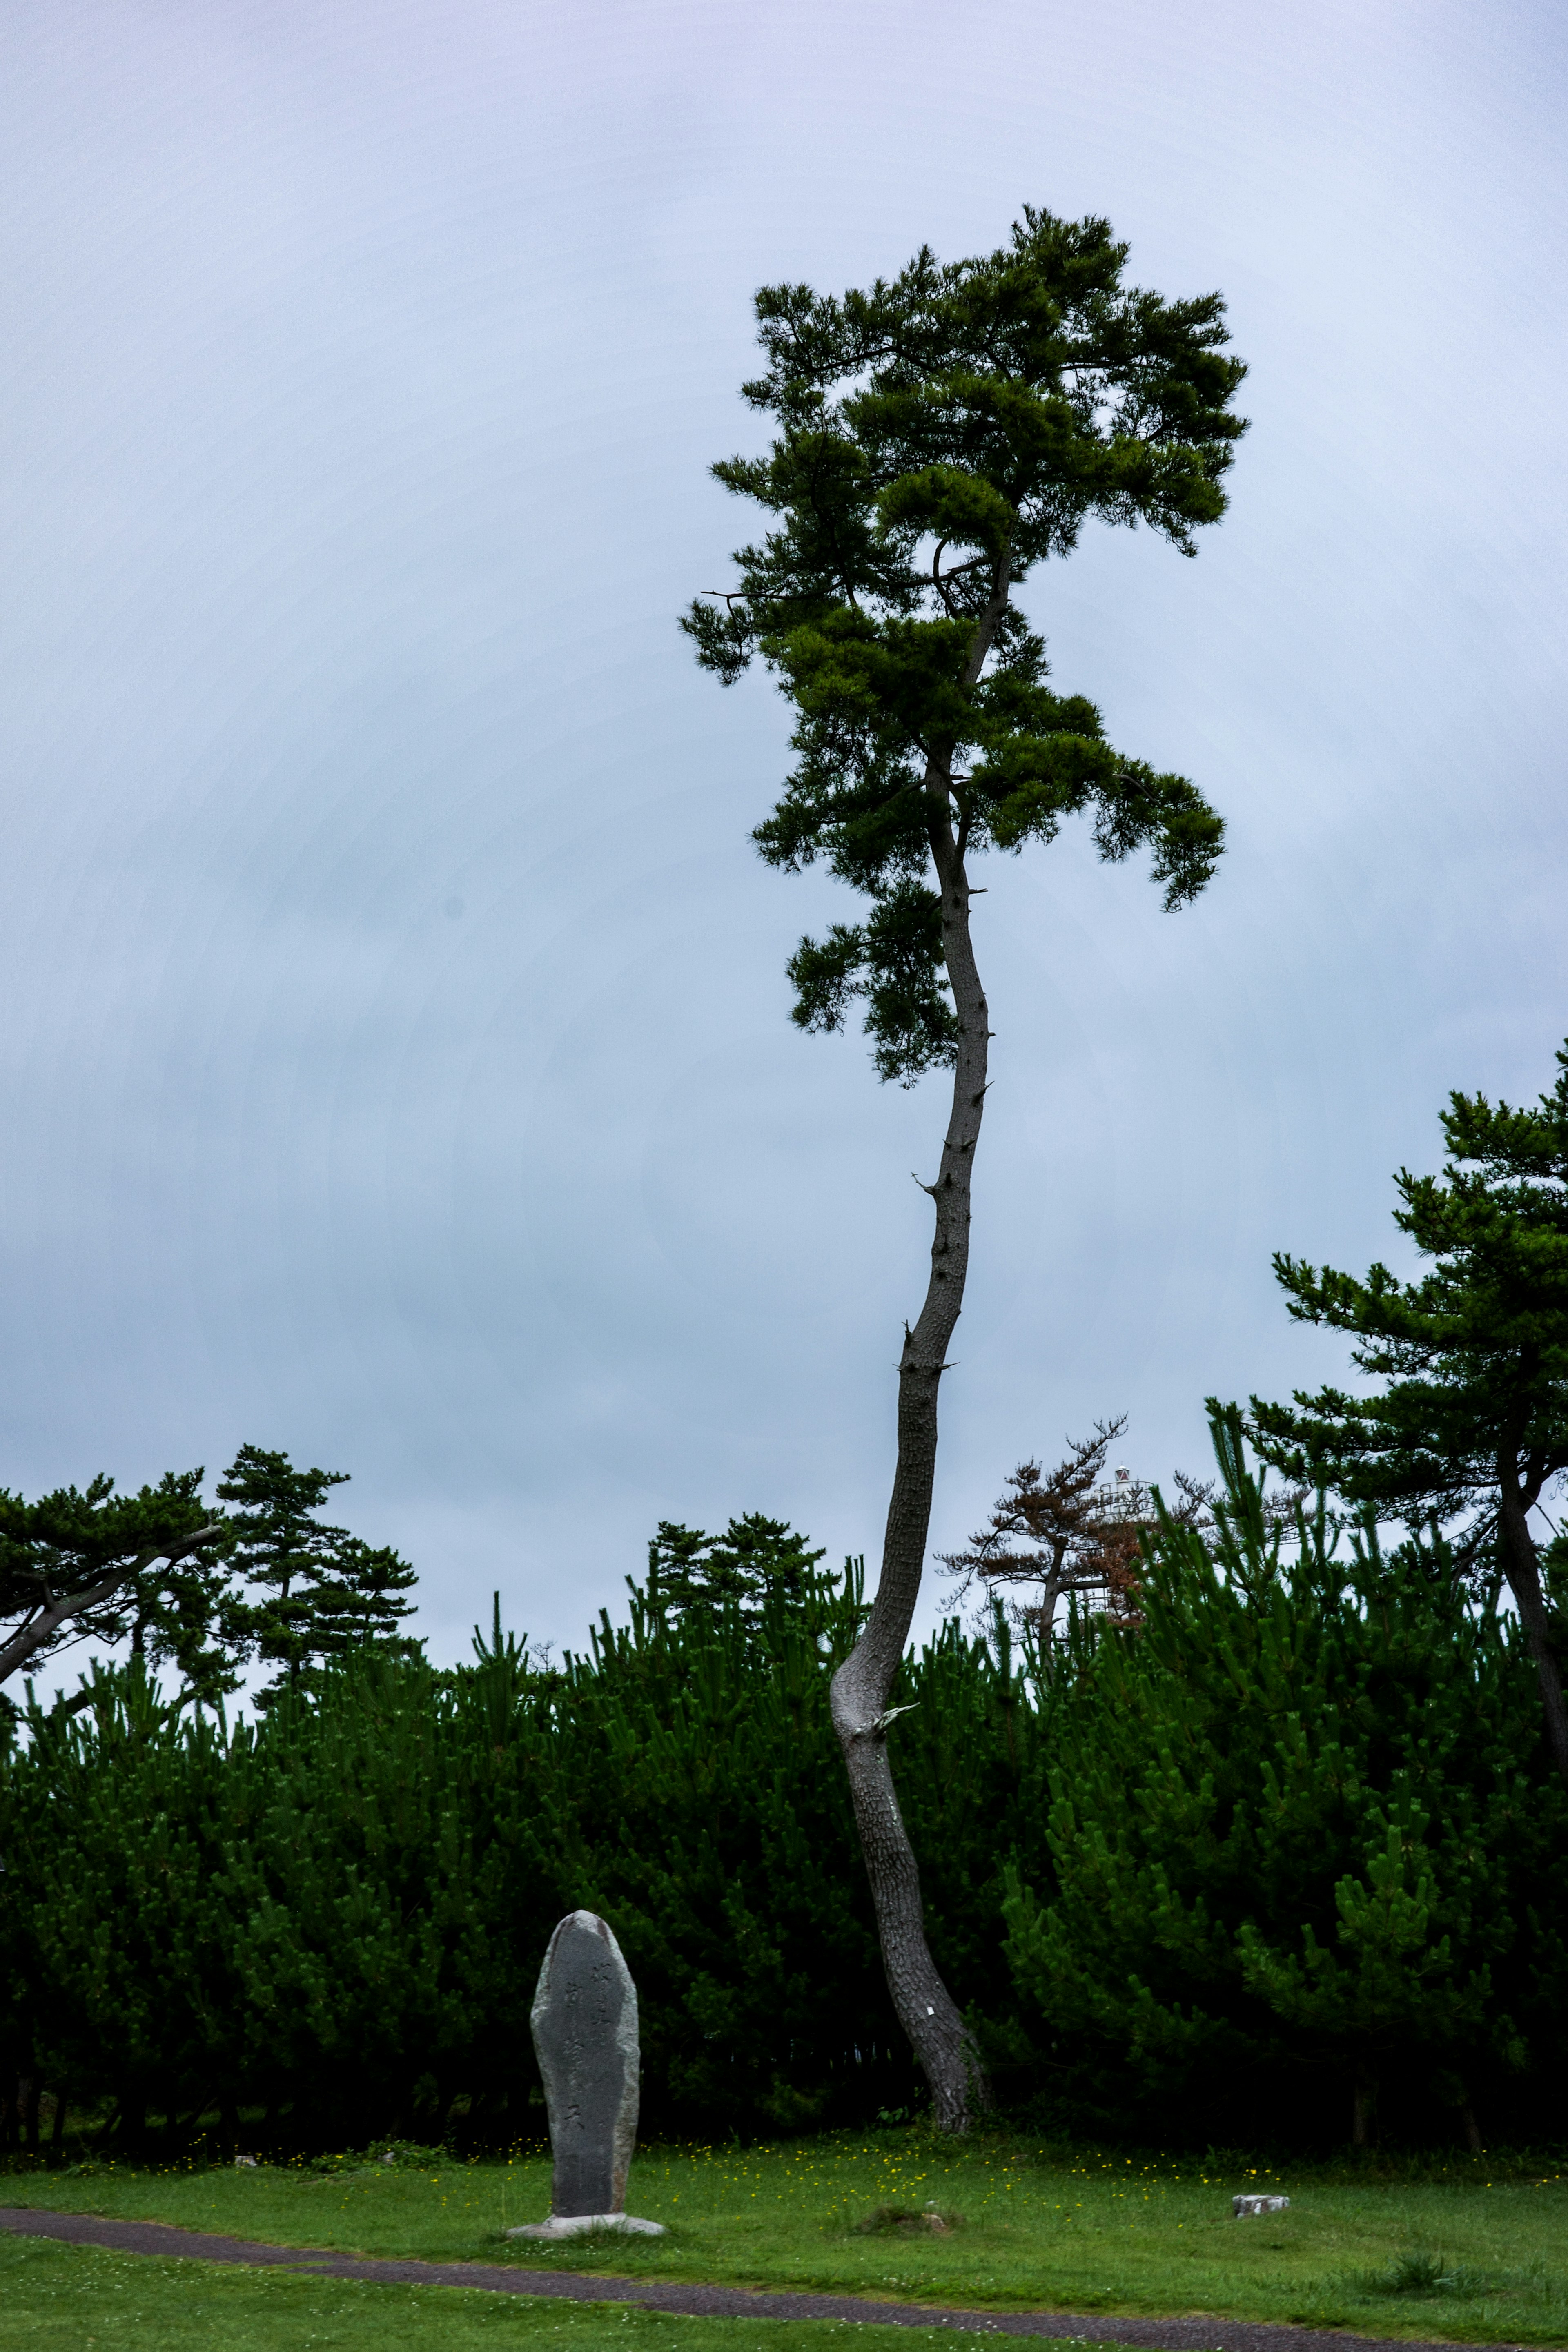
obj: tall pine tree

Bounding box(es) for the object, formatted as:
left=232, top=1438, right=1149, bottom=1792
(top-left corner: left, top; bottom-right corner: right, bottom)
left=685, top=205, right=1245, bottom=2124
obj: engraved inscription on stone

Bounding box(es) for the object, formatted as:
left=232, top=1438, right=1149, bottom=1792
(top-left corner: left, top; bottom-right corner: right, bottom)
left=531, top=1909, right=641, bottom=2219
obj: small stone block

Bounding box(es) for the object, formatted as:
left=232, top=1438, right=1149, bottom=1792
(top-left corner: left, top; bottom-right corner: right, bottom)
left=1232, top=2193, right=1290, bottom=2216
left=508, top=2213, right=666, bottom=2238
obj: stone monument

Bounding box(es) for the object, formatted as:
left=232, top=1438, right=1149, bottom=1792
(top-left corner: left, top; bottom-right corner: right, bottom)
left=508, top=1909, right=666, bottom=2239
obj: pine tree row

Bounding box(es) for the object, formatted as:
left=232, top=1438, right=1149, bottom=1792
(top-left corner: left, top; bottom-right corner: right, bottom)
left=2, top=1459, right=1564, bottom=2157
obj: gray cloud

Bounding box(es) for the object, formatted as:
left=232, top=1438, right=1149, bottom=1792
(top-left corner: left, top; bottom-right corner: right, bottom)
left=2, top=0, right=1564, bottom=1679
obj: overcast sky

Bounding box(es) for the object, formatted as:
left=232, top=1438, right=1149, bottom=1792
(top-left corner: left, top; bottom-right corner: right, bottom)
left=3, top=0, right=1564, bottom=1681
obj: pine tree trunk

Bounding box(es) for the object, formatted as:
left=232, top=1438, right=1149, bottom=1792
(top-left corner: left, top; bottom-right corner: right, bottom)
left=1497, top=1458, right=1568, bottom=1780
left=1352, top=2069, right=1376, bottom=2148
left=829, top=575, right=1011, bottom=2132
left=829, top=860, right=990, bottom=2128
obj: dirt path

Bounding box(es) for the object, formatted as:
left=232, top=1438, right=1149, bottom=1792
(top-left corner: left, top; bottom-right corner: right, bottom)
left=0, top=2205, right=1530, bottom=2352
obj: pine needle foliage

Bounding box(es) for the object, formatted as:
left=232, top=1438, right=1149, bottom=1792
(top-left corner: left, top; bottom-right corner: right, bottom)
left=217, top=1446, right=419, bottom=1707
left=0, top=1555, right=1046, bottom=2150
left=1000, top=1410, right=1568, bottom=2146
left=4, top=1468, right=1564, bottom=2154
left=0, top=1472, right=226, bottom=1708
left=644, top=1514, right=830, bottom=1626
left=682, top=206, right=1246, bottom=1081
left=1249, top=1037, right=1568, bottom=1777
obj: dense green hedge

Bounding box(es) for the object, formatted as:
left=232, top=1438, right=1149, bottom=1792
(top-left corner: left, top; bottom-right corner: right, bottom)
left=2, top=1477, right=1564, bottom=2155
left=0, top=1567, right=1044, bottom=2151
left=1002, top=1459, right=1568, bottom=2149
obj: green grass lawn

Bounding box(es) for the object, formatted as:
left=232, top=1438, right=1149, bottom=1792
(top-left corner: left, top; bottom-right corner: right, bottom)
left=0, top=2230, right=1028, bottom=2352
left=4, top=2130, right=1567, bottom=2345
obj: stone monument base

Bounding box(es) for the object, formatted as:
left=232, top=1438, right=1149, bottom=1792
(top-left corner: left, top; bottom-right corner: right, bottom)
left=508, top=2213, right=667, bottom=2239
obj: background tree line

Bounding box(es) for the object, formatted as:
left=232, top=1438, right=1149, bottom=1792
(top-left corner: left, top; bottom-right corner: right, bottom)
left=2, top=1030, right=1564, bottom=2162
left=0, top=1444, right=418, bottom=1719
left=2, top=1439, right=1564, bottom=2161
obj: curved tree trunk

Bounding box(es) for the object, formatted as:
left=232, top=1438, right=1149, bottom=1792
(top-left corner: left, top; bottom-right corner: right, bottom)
left=829, top=568, right=1010, bottom=2134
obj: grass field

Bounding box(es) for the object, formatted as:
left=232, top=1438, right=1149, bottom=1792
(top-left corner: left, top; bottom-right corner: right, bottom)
left=0, top=2230, right=1031, bottom=2352
left=4, top=2130, right=1566, bottom=2345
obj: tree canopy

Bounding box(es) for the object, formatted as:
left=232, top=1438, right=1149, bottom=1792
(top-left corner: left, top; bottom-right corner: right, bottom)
left=686, top=203, right=1247, bottom=2129
left=644, top=1513, right=832, bottom=1624
left=0, top=1471, right=223, bottom=1702
left=1250, top=1038, right=1568, bottom=1775
left=682, top=205, right=1246, bottom=1080
left=217, top=1444, right=418, bottom=1705
left=1002, top=1410, right=1563, bottom=2150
